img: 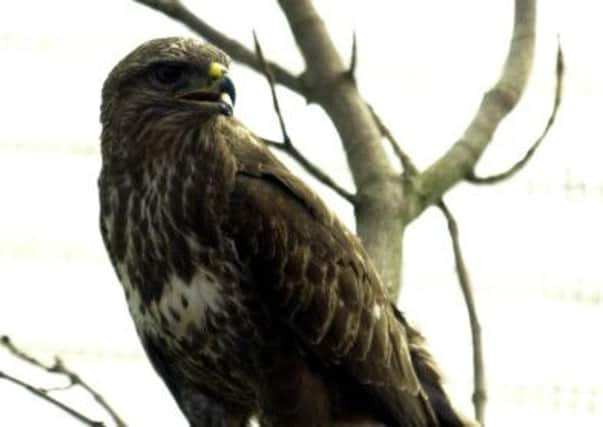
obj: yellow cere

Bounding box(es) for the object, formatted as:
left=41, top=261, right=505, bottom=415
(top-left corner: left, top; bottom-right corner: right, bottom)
left=208, top=62, right=227, bottom=81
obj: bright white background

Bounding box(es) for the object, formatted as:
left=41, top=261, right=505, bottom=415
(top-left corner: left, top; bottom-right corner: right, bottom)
left=0, top=0, right=601, bottom=426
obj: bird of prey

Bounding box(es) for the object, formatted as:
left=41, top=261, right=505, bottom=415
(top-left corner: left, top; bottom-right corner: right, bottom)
left=99, top=37, right=471, bottom=427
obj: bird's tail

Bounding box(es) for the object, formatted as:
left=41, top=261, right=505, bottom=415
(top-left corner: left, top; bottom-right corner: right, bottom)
left=391, top=304, right=477, bottom=427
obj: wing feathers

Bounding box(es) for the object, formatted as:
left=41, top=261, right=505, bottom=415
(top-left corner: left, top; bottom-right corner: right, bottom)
left=220, top=124, right=463, bottom=425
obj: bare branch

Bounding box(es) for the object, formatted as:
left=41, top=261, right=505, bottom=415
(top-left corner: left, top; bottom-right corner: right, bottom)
left=436, top=202, right=486, bottom=424
left=132, top=0, right=303, bottom=94
left=407, top=0, right=536, bottom=222
left=253, top=32, right=356, bottom=204
left=368, top=104, right=417, bottom=176
left=261, top=137, right=357, bottom=203
left=1, top=335, right=126, bottom=427
left=467, top=41, right=564, bottom=185
left=253, top=32, right=292, bottom=146
left=0, top=370, right=105, bottom=427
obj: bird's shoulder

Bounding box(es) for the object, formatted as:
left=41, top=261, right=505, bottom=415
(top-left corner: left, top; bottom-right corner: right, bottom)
left=213, top=117, right=335, bottom=226
left=217, top=118, right=429, bottom=409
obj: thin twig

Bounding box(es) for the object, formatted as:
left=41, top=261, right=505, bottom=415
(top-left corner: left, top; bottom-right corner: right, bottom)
left=368, top=109, right=486, bottom=424
left=437, top=202, right=486, bottom=425
left=253, top=31, right=292, bottom=147
left=467, top=41, right=564, bottom=185
left=0, top=370, right=105, bottom=427
left=1, top=336, right=127, bottom=427
left=345, top=31, right=358, bottom=81
left=132, top=0, right=303, bottom=95
left=368, top=104, right=417, bottom=176
left=253, top=32, right=356, bottom=204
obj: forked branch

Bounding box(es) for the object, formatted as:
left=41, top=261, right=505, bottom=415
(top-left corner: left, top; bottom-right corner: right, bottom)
left=0, top=371, right=105, bottom=427
left=253, top=32, right=356, bottom=204
left=0, top=335, right=126, bottom=427
left=408, top=0, right=536, bottom=222
left=467, top=41, right=564, bottom=185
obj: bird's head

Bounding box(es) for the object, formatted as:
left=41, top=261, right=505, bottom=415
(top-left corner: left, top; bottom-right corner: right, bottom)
left=100, top=37, right=236, bottom=165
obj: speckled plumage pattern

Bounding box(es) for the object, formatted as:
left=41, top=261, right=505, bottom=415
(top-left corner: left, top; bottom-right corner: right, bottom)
left=99, top=37, right=471, bottom=427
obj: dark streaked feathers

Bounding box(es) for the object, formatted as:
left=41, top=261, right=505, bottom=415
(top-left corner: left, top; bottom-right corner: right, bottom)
left=99, top=37, right=471, bottom=427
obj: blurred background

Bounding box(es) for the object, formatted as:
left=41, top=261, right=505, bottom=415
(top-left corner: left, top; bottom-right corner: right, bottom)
left=0, top=0, right=601, bottom=425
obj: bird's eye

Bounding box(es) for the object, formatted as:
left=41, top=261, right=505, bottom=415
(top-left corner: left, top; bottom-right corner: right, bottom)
left=151, top=63, right=186, bottom=85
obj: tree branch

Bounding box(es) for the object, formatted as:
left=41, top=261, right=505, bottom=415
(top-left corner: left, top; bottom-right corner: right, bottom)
left=132, top=0, right=304, bottom=94
left=467, top=41, right=564, bottom=185
left=1, top=335, right=126, bottom=427
left=368, top=104, right=417, bottom=177
left=0, top=370, right=106, bottom=427
left=261, top=137, right=357, bottom=204
left=407, top=0, right=536, bottom=222
left=253, top=32, right=356, bottom=204
left=436, top=202, right=486, bottom=425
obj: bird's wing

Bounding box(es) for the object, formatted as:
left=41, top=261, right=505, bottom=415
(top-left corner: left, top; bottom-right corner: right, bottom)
left=222, top=128, right=437, bottom=426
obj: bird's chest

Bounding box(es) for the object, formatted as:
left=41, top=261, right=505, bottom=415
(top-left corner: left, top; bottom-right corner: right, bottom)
left=100, top=171, right=252, bottom=355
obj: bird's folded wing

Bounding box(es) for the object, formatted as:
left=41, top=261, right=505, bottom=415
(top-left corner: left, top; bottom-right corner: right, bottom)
left=223, top=136, right=435, bottom=425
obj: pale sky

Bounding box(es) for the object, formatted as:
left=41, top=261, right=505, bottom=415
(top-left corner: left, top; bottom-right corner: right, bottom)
left=0, top=1, right=602, bottom=426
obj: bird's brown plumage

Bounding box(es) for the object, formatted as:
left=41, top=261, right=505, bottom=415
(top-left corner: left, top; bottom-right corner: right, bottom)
left=99, top=37, right=470, bottom=427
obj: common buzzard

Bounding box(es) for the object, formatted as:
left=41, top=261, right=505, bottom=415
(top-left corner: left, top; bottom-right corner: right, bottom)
left=99, top=37, right=470, bottom=427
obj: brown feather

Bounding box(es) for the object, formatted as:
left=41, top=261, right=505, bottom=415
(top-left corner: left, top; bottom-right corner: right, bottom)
left=99, top=37, right=472, bottom=427
left=218, top=117, right=440, bottom=425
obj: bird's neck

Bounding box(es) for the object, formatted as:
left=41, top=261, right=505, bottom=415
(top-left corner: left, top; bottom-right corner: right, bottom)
left=101, top=112, right=229, bottom=178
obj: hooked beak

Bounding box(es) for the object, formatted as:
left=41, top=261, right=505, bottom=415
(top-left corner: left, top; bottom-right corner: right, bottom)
left=178, top=62, right=236, bottom=116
